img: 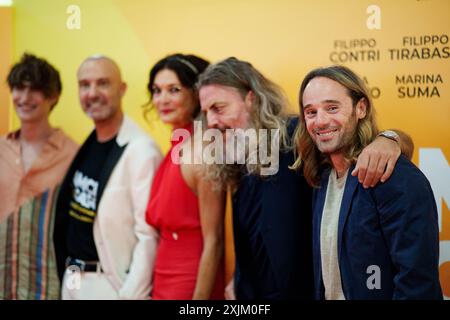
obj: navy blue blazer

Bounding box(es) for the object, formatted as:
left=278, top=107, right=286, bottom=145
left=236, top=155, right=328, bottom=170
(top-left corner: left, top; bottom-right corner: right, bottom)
left=233, top=117, right=314, bottom=300
left=312, top=156, right=442, bottom=300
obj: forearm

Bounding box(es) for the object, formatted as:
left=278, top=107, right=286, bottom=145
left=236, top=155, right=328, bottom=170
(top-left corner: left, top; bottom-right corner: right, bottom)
left=119, top=188, right=158, bottom=299
left=118, top=229, right=158, bottom=299
left=192, top=239, right=223, bottom=300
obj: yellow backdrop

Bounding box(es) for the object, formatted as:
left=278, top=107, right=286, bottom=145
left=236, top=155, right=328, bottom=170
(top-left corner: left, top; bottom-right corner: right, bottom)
left=1, top=0, right=449, bottom=298
left=0, top=7, right=13, bottom=134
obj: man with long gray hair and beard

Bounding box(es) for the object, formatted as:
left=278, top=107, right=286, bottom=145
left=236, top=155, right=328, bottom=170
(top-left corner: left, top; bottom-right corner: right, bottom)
left=196, top=57, right=405, bottom=300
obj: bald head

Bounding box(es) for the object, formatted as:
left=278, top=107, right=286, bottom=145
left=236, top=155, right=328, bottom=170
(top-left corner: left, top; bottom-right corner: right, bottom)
left=78, top=55, right=123, bottom=82
left=77, top=55, right=127, bottom=124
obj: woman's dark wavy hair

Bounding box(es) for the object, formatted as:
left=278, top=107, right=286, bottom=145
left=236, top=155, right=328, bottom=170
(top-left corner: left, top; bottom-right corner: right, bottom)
left=143, top=53, right=209, bottom=120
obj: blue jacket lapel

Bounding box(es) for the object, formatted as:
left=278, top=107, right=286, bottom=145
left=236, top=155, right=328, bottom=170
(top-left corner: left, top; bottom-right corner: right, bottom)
left=337, top=166, right=359, bottom=260
left=313, top=168, right=331, bottom=299
left=314, top=169, right=331, bottom=229
left=314, top=165, right=359, bottom=299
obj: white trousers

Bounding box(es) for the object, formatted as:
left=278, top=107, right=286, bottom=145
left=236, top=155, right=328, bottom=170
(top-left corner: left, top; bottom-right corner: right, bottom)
left=61, top=268, right=119, bottom=300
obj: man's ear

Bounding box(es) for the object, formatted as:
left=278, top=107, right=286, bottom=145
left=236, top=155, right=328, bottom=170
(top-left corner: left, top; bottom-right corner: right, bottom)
left=120, top=82, right=127, bottom=97
left=244, top=90, right=255, bottom=109
left=356, top=97, right=367, bottom=119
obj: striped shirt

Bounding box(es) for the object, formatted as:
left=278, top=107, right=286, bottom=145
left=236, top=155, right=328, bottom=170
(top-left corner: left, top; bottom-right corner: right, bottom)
left=0, top=129, right=78, bottom=299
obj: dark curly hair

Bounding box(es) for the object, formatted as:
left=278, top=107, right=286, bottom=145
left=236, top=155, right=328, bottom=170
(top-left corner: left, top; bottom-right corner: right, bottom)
left=7, top=53, right=62, bottom=109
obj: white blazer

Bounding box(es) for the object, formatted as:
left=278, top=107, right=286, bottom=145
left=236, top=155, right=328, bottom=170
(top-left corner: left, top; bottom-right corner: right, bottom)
left=93, top=116, right=162, bottom=299
left=53, top=115, right=163, bottom=299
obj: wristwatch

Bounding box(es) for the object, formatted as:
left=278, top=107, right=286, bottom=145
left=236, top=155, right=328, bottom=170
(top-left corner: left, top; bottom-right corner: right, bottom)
left=377, top=130, right=400, bottom=144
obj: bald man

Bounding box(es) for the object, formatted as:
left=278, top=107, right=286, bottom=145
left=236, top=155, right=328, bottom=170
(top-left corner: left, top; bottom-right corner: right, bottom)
left=54, top=56, right=162, bottom=299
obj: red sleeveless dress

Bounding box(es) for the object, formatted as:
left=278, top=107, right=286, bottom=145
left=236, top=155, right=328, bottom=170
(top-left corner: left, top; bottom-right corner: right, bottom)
left=146, top=124, right=224, bottom=299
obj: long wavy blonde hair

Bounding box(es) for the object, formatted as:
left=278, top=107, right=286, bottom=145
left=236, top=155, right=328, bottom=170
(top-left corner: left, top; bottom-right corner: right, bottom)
left=291, top=65, right=379, bottom=187
left=196, top=57, right=292, bottom=190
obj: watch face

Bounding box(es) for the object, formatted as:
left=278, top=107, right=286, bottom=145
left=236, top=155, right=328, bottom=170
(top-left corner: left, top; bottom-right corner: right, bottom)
left=381, top=131, right=399, bottom=141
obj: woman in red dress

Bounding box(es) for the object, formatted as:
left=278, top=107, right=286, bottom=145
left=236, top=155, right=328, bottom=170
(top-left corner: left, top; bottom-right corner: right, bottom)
left=145, top=54, right=224, bottom=299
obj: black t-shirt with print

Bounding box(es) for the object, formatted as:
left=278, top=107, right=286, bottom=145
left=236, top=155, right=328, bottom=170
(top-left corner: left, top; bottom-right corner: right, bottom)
left=66, top=135, right=117, bottom=261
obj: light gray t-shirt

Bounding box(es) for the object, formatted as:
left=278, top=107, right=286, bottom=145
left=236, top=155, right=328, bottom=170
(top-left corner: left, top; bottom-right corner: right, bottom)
left=320, top=168, right=348, bottom=300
